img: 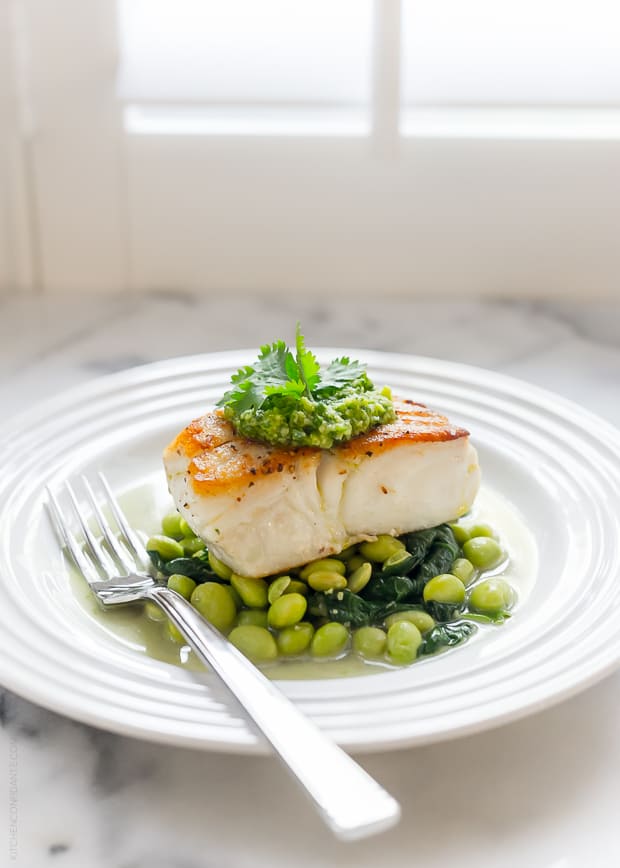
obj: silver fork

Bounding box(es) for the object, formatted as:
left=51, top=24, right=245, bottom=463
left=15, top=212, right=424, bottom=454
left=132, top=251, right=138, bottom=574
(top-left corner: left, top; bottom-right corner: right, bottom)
left=46, top=473, right=401, bottom=841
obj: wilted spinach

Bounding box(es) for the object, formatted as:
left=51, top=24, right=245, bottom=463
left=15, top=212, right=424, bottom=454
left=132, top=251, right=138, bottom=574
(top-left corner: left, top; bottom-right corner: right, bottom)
left=419, top=621, right=476, bottom=656
left=147, top=550, right=219, bottom=584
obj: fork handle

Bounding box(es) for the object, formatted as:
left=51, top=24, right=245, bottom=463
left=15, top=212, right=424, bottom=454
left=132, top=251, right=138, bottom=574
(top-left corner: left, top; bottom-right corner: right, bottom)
left=146, top=585, right=400, bottom=841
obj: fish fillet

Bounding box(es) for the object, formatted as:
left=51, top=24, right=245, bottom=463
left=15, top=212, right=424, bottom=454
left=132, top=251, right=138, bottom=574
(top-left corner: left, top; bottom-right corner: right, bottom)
left=163, top=397, right=480, bottom=578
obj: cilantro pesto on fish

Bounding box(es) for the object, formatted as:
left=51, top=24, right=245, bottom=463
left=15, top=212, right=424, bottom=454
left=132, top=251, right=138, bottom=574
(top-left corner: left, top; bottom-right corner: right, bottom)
left=217, top=326, right=395, bottom=448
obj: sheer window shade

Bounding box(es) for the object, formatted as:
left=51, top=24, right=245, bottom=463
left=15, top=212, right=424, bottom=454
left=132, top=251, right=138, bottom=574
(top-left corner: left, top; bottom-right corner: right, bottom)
left=117, top=0, right=373, bottom=105
left=401, top=0, right=620, bottom=106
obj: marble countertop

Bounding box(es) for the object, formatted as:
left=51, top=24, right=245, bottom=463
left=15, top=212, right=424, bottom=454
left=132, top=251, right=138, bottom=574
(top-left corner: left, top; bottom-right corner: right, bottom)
left=1, top=292, right=620, bottom=868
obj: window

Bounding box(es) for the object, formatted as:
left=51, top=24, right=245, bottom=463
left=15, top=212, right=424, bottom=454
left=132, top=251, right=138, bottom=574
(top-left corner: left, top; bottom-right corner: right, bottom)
left=118, top=0, right=620, bottom=139
left=118, top=0, right=374, bottom=135
left=400, top=0, right=620, bottom=137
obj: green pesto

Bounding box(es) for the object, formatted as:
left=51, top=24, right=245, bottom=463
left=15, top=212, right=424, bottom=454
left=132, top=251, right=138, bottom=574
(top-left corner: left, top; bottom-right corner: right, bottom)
left=223, top=384, right=395, bottom=449
left=218, top=328, right=396, bottom=448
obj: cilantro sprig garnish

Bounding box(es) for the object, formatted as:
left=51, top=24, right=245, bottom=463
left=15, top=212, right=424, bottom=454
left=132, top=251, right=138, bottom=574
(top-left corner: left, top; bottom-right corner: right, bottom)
left=218, top=325, right=395, bottom=448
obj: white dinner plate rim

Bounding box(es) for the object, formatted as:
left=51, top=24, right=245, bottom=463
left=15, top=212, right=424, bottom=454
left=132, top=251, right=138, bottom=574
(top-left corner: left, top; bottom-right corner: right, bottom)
left=1, top=349, right=620, bottom=754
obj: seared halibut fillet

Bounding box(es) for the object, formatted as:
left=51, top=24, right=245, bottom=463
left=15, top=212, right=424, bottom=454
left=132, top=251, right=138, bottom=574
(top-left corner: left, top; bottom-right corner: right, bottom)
left=164, top=398, right=480, bottom=578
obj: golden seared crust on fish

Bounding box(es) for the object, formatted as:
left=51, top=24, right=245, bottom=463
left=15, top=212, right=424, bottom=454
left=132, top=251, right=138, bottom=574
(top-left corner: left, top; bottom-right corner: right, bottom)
left=164, top=398, right=468, bottom=497
left=338, top=397, right=468, bottom=455
left=163, top=397, right=480, bottom=578
left=164, top=413, right=319, bottom=497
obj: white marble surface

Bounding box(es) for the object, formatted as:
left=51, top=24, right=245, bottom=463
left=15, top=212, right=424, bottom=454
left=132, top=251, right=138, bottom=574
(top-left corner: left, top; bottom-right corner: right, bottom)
left=1, top=292, right=620, bottom=868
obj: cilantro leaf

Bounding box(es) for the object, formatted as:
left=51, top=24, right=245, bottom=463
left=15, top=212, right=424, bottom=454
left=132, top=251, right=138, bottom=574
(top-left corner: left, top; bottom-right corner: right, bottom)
left=218, top=328, right=378, bottom=422
left=314, top=357, right=369, bottom=395
left=218, top=340, right=296, bottom=412
left=295, top=323, right=320, bottom=398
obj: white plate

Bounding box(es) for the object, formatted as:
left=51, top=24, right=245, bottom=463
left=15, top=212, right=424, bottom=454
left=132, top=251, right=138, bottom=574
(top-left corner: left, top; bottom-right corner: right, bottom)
left=1, top=350, right=620, bottom=754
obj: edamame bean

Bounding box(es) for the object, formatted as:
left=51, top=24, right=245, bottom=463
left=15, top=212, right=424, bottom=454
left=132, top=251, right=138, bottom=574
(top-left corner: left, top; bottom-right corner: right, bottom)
left=386, top=621, right=422, bottom=664
left=449, top=523, right=470, bottom=545
left=167, top=573, right=197, bottom=600
left=228, top=625, right=278, bottom=662
left=384, top=609, right=435, bottom=633
left=423, top=574, right=466, bottom=605
left=352, top=626, right=387, bottom=659
left=462, top=537, right=503, bottom=570
left=299, top=558, right=346, bottom=581
left=267, top=593, right=307, bottom=629
left=359, top=535, right=406, bottom=563
left=335, top=545, right=358, bottom=562
left=311, top=622, right=349, bottom=658
left=146, top=535, right=184, bottom=562
left=178, top=517, right=193, bottom=538
left=161, top=513, right=184, bottom=540
left=381, top=550, right=416, bottom=576
left=346, top=555, right=366, bottom=574
left=236, top=609, right=269, bottom=628
left=167, top=620, right=186, bottom=644
left=208, top=550, right=233, bottom=581
left=466, top=523, right=497, bottom=540
left=347, top=562, right=372, bottom=594
left=190, top=582, right=237, bottom=633
left=144, top=601, right=166, bottom=622
left=451, top=558, right=475, bottom=585
left=277, top=622, right=314, bottom=656
left=268, top=576, right=291, bottom=604
left=307, top=571, right=347, bottom=592
left=469, top=578, right=515, bottom=615
left=227, top=585, right=243, bottom=609
left=230, top=573, right=269, bottom=608
left=180, top=536, right=205, bottom=556
left=284, top=580, right=309, bottom=597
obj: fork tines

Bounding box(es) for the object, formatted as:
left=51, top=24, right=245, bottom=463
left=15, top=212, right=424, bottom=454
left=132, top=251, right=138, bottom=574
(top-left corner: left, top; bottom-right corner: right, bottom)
left=46, top=474, right=148, bottom=584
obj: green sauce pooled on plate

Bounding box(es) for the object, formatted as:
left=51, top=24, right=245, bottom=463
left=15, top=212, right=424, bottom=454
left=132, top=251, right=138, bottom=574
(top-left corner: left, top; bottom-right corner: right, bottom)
left=217, top=326, right=395, bottom=449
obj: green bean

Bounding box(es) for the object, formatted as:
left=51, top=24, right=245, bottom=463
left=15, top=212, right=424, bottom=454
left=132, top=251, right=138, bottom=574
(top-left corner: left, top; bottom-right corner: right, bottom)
left=190, top=582, right=237, bottom=633
left=146, top=535, right=184, bottom=562
left=230, top=573, right=269, bottom=608
left=346, top=562, right=372, bottom=594
left=386, top=621, right=422, bottom=664
left=235, top=609, right=269, bottom=628
left=180, top=537, right=205, bottom=556
left=359, top=535, right=406, bottom=563
left=469, top=578, right=515, bottom=615
left=161, top=513, right=184, bottom=540
left=451, top=558, right=475, bottom=586
left=299, top=558, right=346, bottom=581
left=423, top=574, right=466, bottom=605
left=311, top=622, right=349, bottom=658
left=384, top=609, right=435, bottom=633
left=462, top=537, right=503, bottom=570
left=268, top=593, right=307, bottom=629
left=352, top=626, right=387, bottom=659
left=268, top=576, right=291, bottom=604
left=277, top=622, right=314, bottom=656
left=208, top=550, right=233, bottom=581
left=228, top=625, right=278, bottom=662
left=167, top=573, right=197, bottom=600
left=307, top=571, right=348, bottom=592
